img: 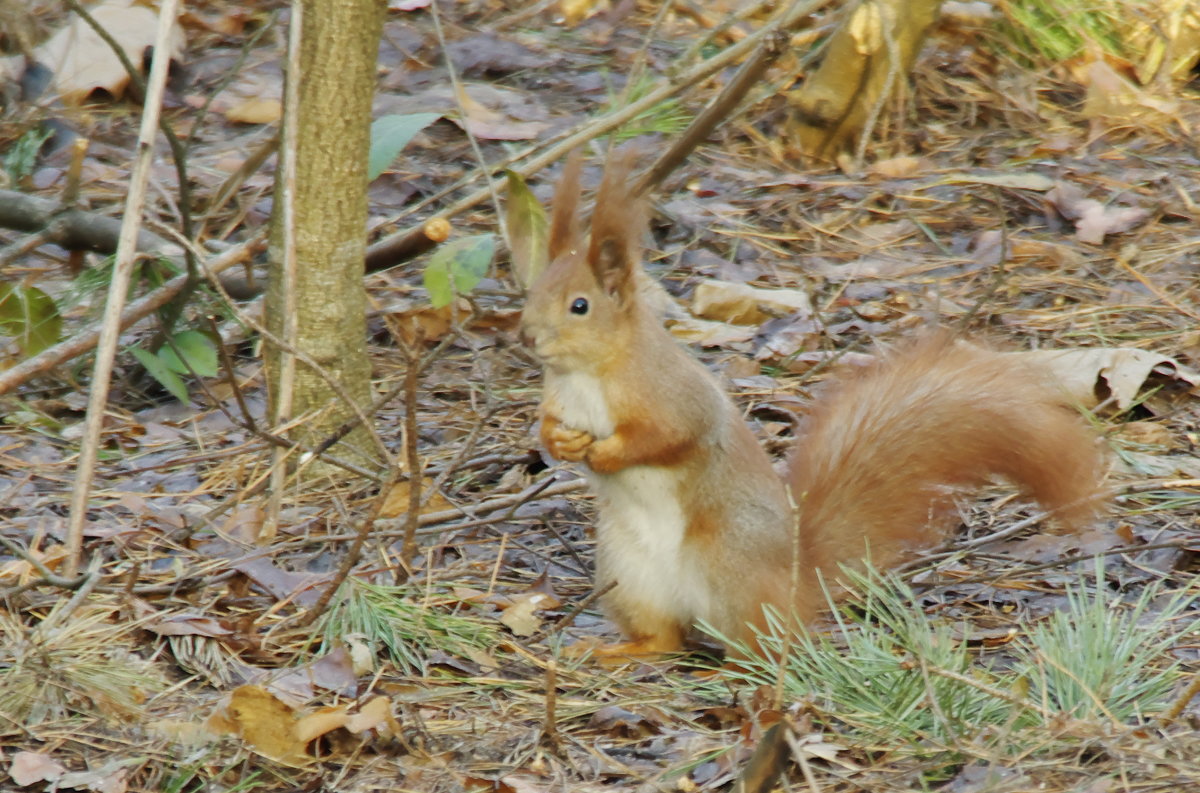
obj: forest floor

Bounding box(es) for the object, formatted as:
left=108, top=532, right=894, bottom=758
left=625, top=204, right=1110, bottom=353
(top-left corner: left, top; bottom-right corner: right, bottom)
left=2, top=1, right=1200, bottom=792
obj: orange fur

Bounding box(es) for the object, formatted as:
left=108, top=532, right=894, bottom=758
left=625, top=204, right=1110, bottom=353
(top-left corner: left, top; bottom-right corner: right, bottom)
left=517, top=152, right=1108, bottom=657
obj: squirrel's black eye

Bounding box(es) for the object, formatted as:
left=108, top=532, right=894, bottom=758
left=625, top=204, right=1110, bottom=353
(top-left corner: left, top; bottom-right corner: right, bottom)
left=570, top=297, right=589, bottom=315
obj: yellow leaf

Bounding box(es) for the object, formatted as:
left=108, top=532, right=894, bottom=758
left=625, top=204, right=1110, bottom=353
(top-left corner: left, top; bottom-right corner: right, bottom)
left=225, top=97, right=283, bottom=125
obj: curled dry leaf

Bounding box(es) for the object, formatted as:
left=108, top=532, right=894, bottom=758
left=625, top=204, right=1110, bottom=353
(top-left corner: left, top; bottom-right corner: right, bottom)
left=1015, top=347, right=1199, bottom=410
left=9, top=751, right=66, bottom=787
left=35, top=0, right=186, bottom=104
left=1082, top=59, right=1182, bottom=126
left=1045, top=182, right=1152, bottom=244
left=867, top=156, right=923, bottom=179
left=667, top=317, right=756, bottom=348
left=691, top=280, right=812, bottom=325
left=451, top=84, right=550, bottom=141
left=225, top=97, right=283, bottom=125
left=209, top=685, right=393, bottom=765
left=499, top=591, right=559, bottom=637
left=972, top=231, right=1084, bottom=269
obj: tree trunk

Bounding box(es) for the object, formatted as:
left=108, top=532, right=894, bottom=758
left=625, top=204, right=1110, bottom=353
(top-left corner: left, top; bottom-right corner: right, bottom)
left=265, top=0, right=384, bottom=473
left=788, top=0, right=940, bottom=166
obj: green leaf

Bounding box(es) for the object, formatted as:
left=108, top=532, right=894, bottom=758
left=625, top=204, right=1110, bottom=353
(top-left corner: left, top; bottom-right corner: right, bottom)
left=423, top=234, right=495, bottom=308
left=368, top=113, right=442, bottom=181
left=0, top=282, right=62, bottom=356
left=130, top=346, right=189, bottom=402
left=3, top=126, right=52, bottom=183
left=504, top=170, right=548, bottom=289
left=159, top=330, right=219, bottom=377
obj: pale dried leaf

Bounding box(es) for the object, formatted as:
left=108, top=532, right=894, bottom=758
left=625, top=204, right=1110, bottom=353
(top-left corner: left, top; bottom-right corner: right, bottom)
left=35, top=0, right=186, bottom=104
left=225, top=97, right=282, bottom=125
left=1016, top=347, right=1199, bottom=409
left=9, top=752, right=65, bottom=786
left=691, top=280, right=812, bottom=325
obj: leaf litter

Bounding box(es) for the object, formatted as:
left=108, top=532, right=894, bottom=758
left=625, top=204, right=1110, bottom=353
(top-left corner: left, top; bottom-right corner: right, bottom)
left=1, top=0, right=1200, bottom=791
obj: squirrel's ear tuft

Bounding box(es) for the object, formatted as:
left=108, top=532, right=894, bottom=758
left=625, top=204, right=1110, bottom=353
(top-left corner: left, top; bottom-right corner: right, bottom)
left=547, top=151, right=583, bottom=265
left=587, top=146, right=644, bottom=301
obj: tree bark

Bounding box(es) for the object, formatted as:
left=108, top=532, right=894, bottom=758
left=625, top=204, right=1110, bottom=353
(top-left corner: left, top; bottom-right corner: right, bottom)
left=265, top=0, right=384, bottom=472
left=788, top=0, right=940, bottom=165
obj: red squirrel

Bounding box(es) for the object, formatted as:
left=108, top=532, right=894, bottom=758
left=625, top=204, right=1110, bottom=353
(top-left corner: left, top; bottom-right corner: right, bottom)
left=516, top=151, right=1107, bottom=657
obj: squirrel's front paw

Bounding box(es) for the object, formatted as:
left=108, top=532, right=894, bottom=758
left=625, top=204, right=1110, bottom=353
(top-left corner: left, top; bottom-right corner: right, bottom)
left=545, top=424, right=594, bottom=462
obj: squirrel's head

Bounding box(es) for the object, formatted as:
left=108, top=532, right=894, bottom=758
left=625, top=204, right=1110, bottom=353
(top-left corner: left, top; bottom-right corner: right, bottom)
left=516, top=149, right=647, bottom=374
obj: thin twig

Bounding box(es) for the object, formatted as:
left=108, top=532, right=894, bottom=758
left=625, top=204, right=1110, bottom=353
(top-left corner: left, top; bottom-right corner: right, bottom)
left=264, top=0, right=304, bottom=543
left=397, top=329, right=425, bottom=584
left=64, top=0, right=180, bottom=577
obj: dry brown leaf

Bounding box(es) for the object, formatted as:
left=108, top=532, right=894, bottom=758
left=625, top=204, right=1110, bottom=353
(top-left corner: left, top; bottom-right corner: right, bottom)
left=385, top=298, right=472, bottom=345
left=216, top=685, right=312, bottom=766
left=379, top=477, right=451, bottom=518
left=499, top=591, right=557, bottom=636
left=691, top=280, right=812, bottom=325
left=9, top=752, right=66, bottom=786
left=0, top=544, right=67, bottom=584
left=1115, top=420, right=1177, bottom=449
left=943, top=172, right=1056, bottom=191
left=344, top=695, right=401, bottom=738
left=667, top=317, right=756, bottom=347
left=294, top=705, right=350, bottom=744
left=145, top=613, right=235, bottom=638
left=1016, top=347, right=1199, bottom=409
left=225, top=97, right=283, bottom=125
left=560, top=0, right=608, bottom=26
left=867, top=156, right=923, bottom=179
left=588, top=705, right=660, bottom=738
left=35, top=0, right=186, bottom=104
left=452, top=84, right=550, bottom=141
left=146, top=718, right=217, bottom=746
left=1082, top=59, right=1181, bottom=125
left=1044, top=182, right=1151, bottom=244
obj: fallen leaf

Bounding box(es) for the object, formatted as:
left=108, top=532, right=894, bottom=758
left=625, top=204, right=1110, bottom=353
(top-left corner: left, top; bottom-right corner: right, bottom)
left=499, top=591, right=557, bottom=636
left=215, top=685, right=311, bottom=765
left=754, top=315, right=822, bottom=362
left=1045, top=182, right=1151, bottom=244
left=560, top=0, right=608, bottom=26
left=294, top=705, right=350, bottom=744
left=344, top=695, right=401, bottom=738
left=145, top=613, right=235, bottom=638
left=35, top=0, right=186, bottom=104
left=667, top=317, right=757, bottom=347
left=1082, top=59, right=1181, bottom=125
left=448, top=84, right=550, bottom=141
left=9, top=752, right=65, bottom=786
left=225, top=97, right=283, bottom=125
left=587, top=705, right=660, bottom=738
left=1115, top=421, right=1177, bottom=449
left=942, top=171, right=1056, bottom=191
left=867, top=156, right=923, bottom=179
left=691, top=280, right=813, bottom=325
left=379, top=477, right=451, bottom=518
left=1016, top=347, right=1199, bottom=410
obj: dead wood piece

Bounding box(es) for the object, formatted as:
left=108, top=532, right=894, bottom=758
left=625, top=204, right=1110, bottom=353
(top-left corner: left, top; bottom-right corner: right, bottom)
left=788, top=0, right=940, bottom=164
left=0, top=188, right=182, bottom=259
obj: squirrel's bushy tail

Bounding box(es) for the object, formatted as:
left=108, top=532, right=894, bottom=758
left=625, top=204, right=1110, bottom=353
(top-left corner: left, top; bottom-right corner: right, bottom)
left=786, top=332, right=1108, bottom=579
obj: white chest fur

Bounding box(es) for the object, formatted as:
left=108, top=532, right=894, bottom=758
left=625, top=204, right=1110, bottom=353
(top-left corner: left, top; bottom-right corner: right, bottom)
left=593, top=466, right=714, bottom=626
left=543, top=372, right=714, bottom=626
left=545, top=371, right=615, bottom=438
